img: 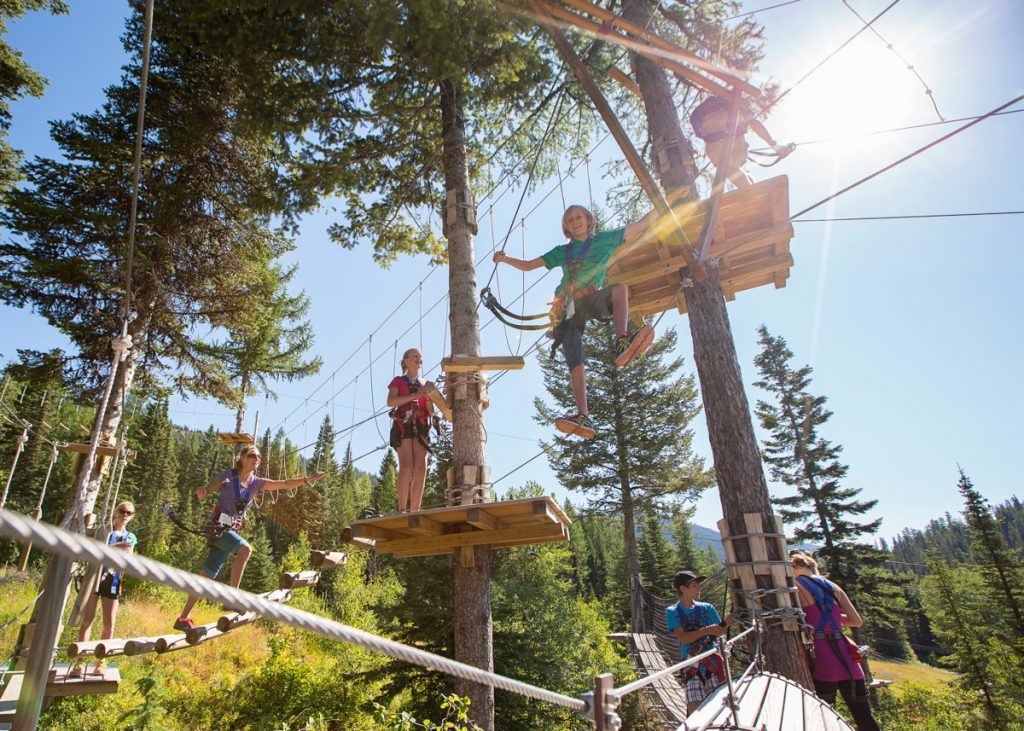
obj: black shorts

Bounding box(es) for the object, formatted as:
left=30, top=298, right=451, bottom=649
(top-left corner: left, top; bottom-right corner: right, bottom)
left=95, top=572, right=122, bottom=600
left=389, top=420, right=431, bottom=450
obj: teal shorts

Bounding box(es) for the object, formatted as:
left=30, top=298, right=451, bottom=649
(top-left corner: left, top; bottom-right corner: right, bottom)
left=201, top=530, right=248, bottom=578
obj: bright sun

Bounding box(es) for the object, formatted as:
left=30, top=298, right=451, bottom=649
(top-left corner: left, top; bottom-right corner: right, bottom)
left=770, top=34, right=934, bottom=148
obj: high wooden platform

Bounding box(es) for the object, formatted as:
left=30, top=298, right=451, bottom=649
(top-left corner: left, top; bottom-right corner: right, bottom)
left=607, top=175, right=794, bottom=319
left=218, top=432, right=255, bottom=445
left=342, top=497, right=571, bottom=564
left=681, top=671, right=853, bottom=731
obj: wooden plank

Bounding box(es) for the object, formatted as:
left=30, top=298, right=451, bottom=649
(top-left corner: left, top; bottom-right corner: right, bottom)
left=532, top=500, right=558, bottom=523
left=43, top=663, right=120, bottom=697
left=351, top=524, right=400, bottom=541
left=440, top=356, right=525, bottom=372
left=460, top=545, right=475, bottom=568
left=607, top=65, right=640, bottom=96
left=347, top=496, right=572, bottom=532
left=424, top=383, right=452, bottom=421
left=744, top=513, right=772, bottom=576
left=217, top=432, right=255, bottom=445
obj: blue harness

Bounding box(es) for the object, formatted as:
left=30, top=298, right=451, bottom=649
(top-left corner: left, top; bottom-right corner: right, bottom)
left=796, top=575, right=843, bottom=638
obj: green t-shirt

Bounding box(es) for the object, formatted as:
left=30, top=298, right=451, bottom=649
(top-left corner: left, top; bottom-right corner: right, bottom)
left=541, top=227, right=626, bottom=313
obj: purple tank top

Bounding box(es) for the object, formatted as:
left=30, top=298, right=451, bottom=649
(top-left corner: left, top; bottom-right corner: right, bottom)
left=802, top=600, right=865, bottom=682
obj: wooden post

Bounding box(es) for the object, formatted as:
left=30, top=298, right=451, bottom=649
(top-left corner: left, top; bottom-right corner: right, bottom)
left=615, top=0, right=813, bottom=689
left=696, top=92, right=743, bottom=263
left=592, top=673, right=613, bottom=731
left=440, top=78, right=494, bottom=730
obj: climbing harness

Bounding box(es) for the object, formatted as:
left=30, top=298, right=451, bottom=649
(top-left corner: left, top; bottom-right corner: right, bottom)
left=388, top=375, right=440, bottom=454
left=674, top=602, right=727, bottom=685
left=796, top=574, right=861, bottom=684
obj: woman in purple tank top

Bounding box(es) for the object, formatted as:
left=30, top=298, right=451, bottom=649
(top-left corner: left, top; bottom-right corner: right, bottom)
left=792, top=552, right=881, bottom=731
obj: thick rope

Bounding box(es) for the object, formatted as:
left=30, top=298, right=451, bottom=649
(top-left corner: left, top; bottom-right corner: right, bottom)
left=0, top=510, right=586, bottom=713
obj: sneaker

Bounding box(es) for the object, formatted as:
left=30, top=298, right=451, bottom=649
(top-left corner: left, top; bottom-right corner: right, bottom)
left=89, top=658, right=107, bottom=676
left=68, top=661, right=85, bottom=679
left=554, top=413, right=596, bottom=439
left=614, top=324, right=655, bottom=367
left=173, top=617, right=195, bottom=632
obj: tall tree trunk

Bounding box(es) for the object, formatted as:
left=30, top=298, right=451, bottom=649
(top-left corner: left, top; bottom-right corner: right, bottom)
left=440, top=78, right=494, bottom=730
left=622, top=0, right=812, bottom=687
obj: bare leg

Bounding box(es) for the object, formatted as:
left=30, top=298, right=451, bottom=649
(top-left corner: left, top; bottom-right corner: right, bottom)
left=179, top=569, right=210, bottom=620
left=570, top=363, right=588, bottom=416
left=100, top=597, right=118, bottom=640
left=396, top=438, right=414, bottom=512
left=727, top=167, right=752, bottom=188
left=77, top=592, right=99, bottom=642
left=410, top=439, right=429, bottom=512
left=610, top=284, right=629, bottom=339
left=228, top=544, right=252, bottom=589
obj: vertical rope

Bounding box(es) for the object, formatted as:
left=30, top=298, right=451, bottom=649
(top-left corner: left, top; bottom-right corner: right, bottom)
left=0, top=427, right=29, bottom=511
left=585, top=155, right=594, bottom=211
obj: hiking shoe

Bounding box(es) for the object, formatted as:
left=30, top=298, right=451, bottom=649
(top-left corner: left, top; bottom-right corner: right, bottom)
left=89, top=658, right=107, bottom=676
left=173, top=617, right=195, bottom=632
left=554, top=413, right=596, bottom=439
left=68, top=661, right=85, bottom=679
left=614, top=324, right=655, bottom=367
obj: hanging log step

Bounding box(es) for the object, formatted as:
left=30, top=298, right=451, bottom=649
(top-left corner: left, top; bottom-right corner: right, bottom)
left=309, top=550, right=348, bottom=568
left=440, top=356, right=525, bottom=372
left=217, top=588, right=292, bottom=632
left=279, top=570, right=320, bottom=589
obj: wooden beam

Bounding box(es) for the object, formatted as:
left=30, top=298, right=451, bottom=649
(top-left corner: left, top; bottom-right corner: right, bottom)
left=406, top=514, right=446, bottom=536
left=532, top=2, right=705, bottom=281
left=351, top=523, right=402, bottom=541
left=608, top=65, right=640, bottom=97
left=217, top=432, right=254, bottom=445
left=532, top=500, right=559, bottom=523
left=465, top=507, right=506, bottom=531
left=440, top=356, right=525, bottom=372
left=558, top=0, right=761, bottom=96
left=460, top=545, right=476, bottom=568
left=58, top=442, right=135, bottom=459
left=341, top=527, right=376, bottom=548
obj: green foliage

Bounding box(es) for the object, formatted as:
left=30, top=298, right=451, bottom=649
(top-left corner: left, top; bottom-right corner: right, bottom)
left=638, top=509, right=677, bottom=595
left=241, top=520, right=278, bottom=595
left=374, top=694, right=482, bottom=731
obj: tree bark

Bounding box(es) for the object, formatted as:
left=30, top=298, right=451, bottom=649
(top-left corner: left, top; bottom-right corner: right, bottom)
left=440, top=78, right=494, bottom=730
left=622, top=0, right=812, bottom=688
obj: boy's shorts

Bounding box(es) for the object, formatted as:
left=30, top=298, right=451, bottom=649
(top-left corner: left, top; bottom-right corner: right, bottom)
left=201, top=530, right=249, bottom=578
left=561, top=286, right=615, bottom=371
left=684, top=670, right=722, bottom=705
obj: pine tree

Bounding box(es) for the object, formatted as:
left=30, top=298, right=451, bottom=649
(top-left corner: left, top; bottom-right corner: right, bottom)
left=957, top=468, right=1024, bottom=640
left=921, top=553, right=1014, bottom=728
left=240, top=520, right=278, bottom=594
left=536, top=324, right=711, bottom=630
left=638, top=509, right=676, bottom=595
left=0, top=1, right=68, bottom=193
left=671, top=505, right=703, bottom=570
left=123, top=398, right=179, bottom=561
left=372, top=449, right=398, bottom=518
left=753, top=326, right=881, bottom=591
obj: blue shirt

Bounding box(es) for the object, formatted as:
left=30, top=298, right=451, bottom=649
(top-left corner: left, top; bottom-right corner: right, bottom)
left=666, top=600, right=721, bottom=659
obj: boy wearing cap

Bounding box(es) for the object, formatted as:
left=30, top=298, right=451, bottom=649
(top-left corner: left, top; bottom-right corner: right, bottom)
left=666, top=570, right=734, bottom=713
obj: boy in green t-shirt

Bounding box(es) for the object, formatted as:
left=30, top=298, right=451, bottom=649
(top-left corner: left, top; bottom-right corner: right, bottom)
left=493, top=204, right=658, bottom=438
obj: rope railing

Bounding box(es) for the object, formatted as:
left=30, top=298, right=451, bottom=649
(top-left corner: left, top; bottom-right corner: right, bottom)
left=0, top=510, right=587, bottom=715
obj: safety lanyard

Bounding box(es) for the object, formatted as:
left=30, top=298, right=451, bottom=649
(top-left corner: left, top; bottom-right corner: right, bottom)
left=566, top=237, right=593, bottom=270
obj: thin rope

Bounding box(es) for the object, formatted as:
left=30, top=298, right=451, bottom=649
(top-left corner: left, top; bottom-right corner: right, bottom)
left=795, top=210, right=1024, bottom=222
left=0, top=510, right=588, bottom=713
left=0, top=426, right=29, bottom=511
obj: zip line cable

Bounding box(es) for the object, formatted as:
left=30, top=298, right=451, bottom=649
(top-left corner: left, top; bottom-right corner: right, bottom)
left=750, top=107, right=1024, bottom=151
left=769, top=0, right=904, bottom=112
left=725, top=0, right=806, bottom=20
left=838, top=0, right=943, bottom=121
left=794, top=210, right=1024, bottom=223
left=790, top=92, right=1024, bottom=220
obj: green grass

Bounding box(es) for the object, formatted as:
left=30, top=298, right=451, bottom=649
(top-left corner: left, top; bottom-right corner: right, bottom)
left=871, top=657, right=956, bottom=691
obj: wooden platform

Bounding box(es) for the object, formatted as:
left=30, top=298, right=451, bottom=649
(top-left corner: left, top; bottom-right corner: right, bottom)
left=218, top=432, right=255, bottom=445
left=607, top=175, right=794, bottom=319
left=0, top=664, right=120, bottom=725
left=681, top=671, right=853, bottom=731
left=342, top=497, right=571, bottom=562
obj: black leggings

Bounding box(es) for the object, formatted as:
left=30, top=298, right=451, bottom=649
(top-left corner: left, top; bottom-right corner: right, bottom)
left=814, top=678, right=881, bottom=731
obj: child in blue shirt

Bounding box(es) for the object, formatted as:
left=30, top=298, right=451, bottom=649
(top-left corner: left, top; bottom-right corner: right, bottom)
left=666, top=570, right=733, bottom=713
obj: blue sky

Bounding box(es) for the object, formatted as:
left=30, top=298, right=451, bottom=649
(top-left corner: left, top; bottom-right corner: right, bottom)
left=2, top=0, right=1021, bottom=540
